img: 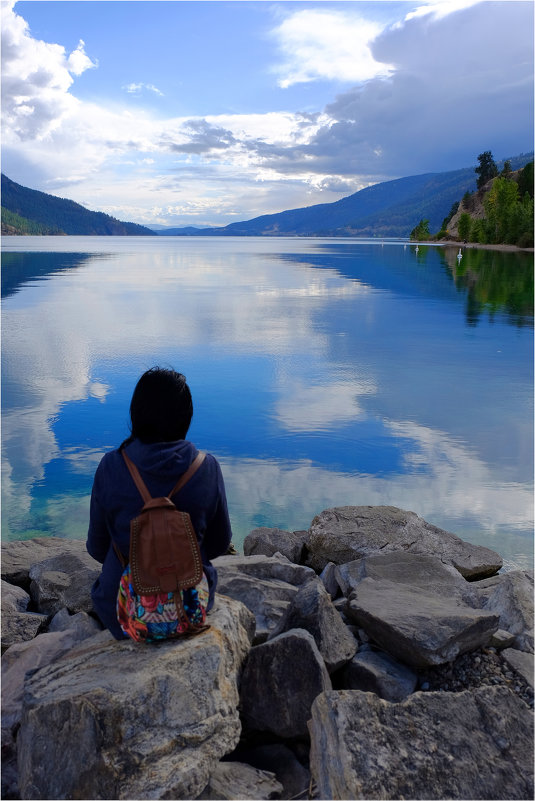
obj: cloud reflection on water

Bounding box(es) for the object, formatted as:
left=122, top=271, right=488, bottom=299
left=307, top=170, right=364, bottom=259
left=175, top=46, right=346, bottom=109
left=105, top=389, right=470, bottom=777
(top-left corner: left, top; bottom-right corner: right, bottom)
left=1, top=239, right=532, bottom=570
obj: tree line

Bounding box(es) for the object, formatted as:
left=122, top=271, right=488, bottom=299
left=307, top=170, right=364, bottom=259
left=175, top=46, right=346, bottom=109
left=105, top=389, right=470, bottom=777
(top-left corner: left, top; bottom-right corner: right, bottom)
left=411, top=153, right=534, bottom=247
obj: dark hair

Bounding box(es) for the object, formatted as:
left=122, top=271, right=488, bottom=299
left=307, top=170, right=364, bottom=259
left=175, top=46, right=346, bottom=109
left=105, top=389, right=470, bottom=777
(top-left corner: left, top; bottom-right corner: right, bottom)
left=128, top=367, right=193, bottom=444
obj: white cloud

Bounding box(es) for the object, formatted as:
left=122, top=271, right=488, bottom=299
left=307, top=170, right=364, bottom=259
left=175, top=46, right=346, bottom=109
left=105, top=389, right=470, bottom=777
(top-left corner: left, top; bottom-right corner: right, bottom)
left=67, top=39, right=98, bottom=76
left=272, top=9, right=394, bottom=87
left=403, top=0, right=484, bottom=23
left=123, top=82, right=164, bottom=96
left=1, top=0, right=97, bottom=140
left=1, top=0, right=532, bottom=226
left=269, top=1, right=534, bottom=178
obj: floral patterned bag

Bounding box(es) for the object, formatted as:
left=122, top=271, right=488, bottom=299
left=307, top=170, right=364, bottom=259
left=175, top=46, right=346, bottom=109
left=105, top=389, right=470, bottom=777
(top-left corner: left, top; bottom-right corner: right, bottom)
left=117, top=568, right=209, bottom=642
left=115, top=449, right=210, bottom=643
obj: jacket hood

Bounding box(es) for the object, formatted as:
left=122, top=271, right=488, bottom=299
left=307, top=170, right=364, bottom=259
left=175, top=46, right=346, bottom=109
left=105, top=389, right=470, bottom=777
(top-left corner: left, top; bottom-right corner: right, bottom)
left=124, top=438, right=198, bottom=479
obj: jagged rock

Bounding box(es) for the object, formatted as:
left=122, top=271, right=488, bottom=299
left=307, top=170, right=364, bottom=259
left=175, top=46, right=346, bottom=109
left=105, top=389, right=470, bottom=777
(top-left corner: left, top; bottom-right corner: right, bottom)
left=490, top=628, right=516, bottom=649
left=47, top=608, right=102, bottom=637
left=213, top=554, right=316, bottom=643
left=475, top=570, right=534, bottom=653
left=340, top=649, right=417, bottom=702
left=502, top=648, right=534, bottom=689
left=347, top=572, right=499, bottom=667
left=2, top=628, right=109, bottom=735
left=305, top=506, right=502, bottom=578
left=1, top=537, right=94, bottom=590
left=229, top=744, right=310, bottom=800
left=17, top=595, right=255, bottom=801
left=2, top=626, right=108, bottom=801
left=268, top=579, right=357, bottom=672
left=1, top=609, right=48, bottom=652
left=309, top=687, right=534, bottom=800
left=244, top=528, right=307, bottom=564
left=319, top=561, right=340, bottom=598
left=2, top=579, right=30, bottom=611
left=240, top=628, right=332, bottom=738
left=197, top=761, right=283, bottom=800
left=29, top=552, right=100, bottom=616
left=335, top=551, right=478, bottom=603
left=214, top=553, right=316, bottom=586
left=1, top=579, right=47, bottom=651
left=333, top=596, right=350, bottom=622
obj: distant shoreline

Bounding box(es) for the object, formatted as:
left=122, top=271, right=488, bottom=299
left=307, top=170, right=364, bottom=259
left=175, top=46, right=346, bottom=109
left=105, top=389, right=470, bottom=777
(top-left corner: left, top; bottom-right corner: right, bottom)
left=420, top=239, right=534, bottom=253
left=1, top=233, right=533, bottom=253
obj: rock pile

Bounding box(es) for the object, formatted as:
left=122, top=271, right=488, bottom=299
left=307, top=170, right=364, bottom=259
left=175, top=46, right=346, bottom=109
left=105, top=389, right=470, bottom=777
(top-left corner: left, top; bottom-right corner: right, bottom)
left=2, top=505, right=533, bottom=800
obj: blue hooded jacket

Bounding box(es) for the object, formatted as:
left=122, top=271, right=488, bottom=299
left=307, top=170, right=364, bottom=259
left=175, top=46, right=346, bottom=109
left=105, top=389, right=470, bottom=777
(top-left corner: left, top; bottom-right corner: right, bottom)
left=86, top=438, right=232, bottom=639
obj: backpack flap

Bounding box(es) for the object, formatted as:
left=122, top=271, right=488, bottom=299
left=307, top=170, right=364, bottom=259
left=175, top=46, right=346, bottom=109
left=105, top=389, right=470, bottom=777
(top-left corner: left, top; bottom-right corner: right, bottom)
left=129, top=501, right=204, bottom=595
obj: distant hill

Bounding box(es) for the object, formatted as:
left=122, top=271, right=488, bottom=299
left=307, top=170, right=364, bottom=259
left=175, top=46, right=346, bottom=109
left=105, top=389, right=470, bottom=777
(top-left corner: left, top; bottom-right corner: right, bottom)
left=163, top=153, right=533, bottom=238
left=156, top=226, right=215, bottom=235
left=3, top=153, right=532, bottom=238
left=1, top=174, right=154, bottom=236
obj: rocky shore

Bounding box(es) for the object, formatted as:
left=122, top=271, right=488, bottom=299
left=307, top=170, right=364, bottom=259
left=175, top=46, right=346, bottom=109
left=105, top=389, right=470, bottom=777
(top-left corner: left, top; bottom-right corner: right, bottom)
left=2, top=505, right=533, bottom=800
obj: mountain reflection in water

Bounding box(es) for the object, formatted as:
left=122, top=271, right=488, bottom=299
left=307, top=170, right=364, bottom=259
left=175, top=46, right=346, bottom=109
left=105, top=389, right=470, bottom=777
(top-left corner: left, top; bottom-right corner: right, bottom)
left=1, top=237, right=533, bottom=570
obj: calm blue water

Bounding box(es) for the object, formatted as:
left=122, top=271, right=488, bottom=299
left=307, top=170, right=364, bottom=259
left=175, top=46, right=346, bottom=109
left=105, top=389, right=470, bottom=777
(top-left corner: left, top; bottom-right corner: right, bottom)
left=1, top=236, right=533, bottom=569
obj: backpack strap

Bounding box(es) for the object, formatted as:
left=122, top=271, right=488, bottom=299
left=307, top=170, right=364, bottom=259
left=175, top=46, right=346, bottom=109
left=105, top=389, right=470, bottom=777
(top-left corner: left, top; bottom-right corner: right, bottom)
left=122, top=450, right=152, bottom=504
left=121, top=449, right=206, bottom=503
left=168, top=451, right=206, bottom=499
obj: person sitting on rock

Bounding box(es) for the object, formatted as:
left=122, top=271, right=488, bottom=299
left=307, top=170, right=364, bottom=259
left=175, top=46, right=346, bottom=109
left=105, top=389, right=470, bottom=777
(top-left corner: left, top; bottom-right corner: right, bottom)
left=86, top=366, right=232, bottom=639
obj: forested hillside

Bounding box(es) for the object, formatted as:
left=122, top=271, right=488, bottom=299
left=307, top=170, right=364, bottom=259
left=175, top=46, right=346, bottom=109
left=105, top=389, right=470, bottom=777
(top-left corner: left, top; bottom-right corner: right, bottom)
left=411, top=154, right=534, bottom=247
left=1, top=175, right=154, bottom=236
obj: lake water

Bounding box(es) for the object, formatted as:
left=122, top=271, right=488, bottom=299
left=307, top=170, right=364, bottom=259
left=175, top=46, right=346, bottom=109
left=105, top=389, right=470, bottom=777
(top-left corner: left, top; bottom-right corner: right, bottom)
left=1, top=236, right=533, bottom=569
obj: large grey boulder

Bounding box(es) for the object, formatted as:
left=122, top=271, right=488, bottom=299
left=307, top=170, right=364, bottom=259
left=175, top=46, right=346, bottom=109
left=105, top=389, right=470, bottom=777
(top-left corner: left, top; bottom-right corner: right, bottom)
left=213, top=553, right=316, bottom=643
left=17, top=595, right=254, bottom=801
left=1, top=537, right=96, bottom=589
left=268, top=578, right=357, bottom=672
left=335, top=551, right=478, bottom=603
left=305, top=506, right=502, bottom=578
left=347, top=569, right=499, bottom=667
left=1, top=579, right=47, bottom=651
left=3, top=627, right=106, bottom=734
left=29, top=552, right=100, bottom=616
left=198, top=761, right=283, bottom=800
left=309, top=687, right=534, bottom=800
left=244, top=528, right=307, bottom=564
left=2, top=624, right=107, bottom=801
left=341, top=649, right=417, bottom=702
left=240, top=628, right=332, bottom=738
left=2, top=579, right=30, bottom=611
left=214, top=553, right=316, bottom=586
left=475, top=570, right=534, bottom=653
left=47, top=608, right=102, bottom=637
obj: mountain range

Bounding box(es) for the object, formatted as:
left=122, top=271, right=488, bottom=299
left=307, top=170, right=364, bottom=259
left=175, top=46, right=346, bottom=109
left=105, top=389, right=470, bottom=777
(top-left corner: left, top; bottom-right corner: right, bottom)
left=2, top=153, right=532, bottom=238
left=1, top=174, right=154, bottom=236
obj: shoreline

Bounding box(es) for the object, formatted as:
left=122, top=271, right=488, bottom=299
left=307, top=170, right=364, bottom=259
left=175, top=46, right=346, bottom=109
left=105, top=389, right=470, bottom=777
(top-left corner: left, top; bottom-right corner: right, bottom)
left=419, top=239, right=534, bottom=253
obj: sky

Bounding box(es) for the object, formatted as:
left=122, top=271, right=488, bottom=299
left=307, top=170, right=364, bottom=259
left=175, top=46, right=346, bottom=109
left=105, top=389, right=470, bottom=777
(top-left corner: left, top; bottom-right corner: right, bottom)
left=1, top=0, right=533, bottom=228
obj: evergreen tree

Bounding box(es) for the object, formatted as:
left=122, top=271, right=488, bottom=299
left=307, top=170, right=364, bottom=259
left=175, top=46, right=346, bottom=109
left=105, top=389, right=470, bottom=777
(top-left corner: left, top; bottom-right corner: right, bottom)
left=500, top=160, right=512, bottom=179
left=475, top=151, right=498, bottom=189
left=517, top=161, right=534, bottom=199
left=409, top=219, right=430, bottom=240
